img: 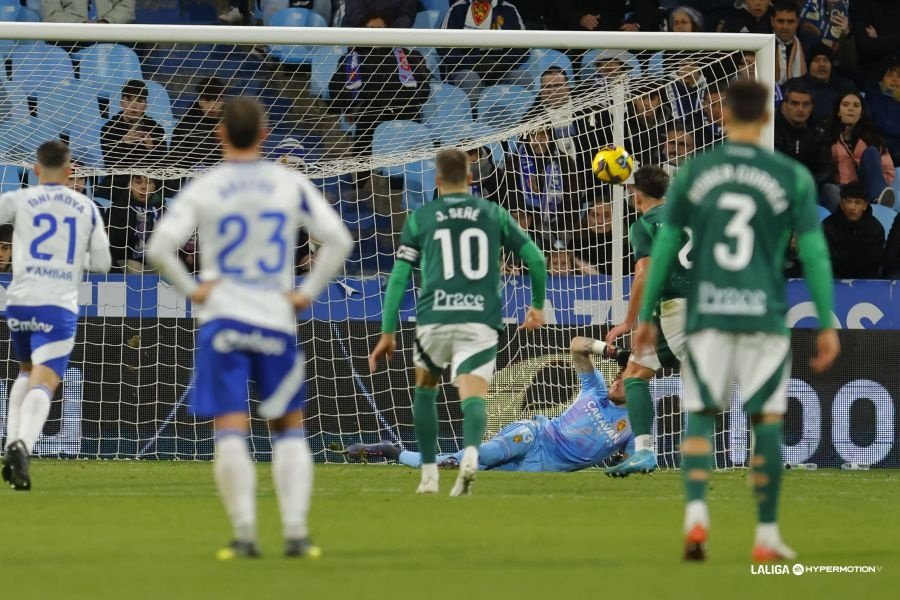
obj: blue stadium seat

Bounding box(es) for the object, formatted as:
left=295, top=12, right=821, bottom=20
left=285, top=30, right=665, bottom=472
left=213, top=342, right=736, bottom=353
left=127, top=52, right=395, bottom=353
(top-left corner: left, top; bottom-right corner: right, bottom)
left=475, top=84, right=534, bottom=125
left=309, top=45, right=345, bottom=99
left=817, top=204, right=831, bottom=221
left=0, top=0, right=20, bottom=21
left=525, top=49, right=574, bottom=87
left=422, top=83, right=473, bottom=144
left=0, top=164, right=22, bottom=194
left=419, top=0, right=449, bottom=13
left=579, top=49, right=641, bottom=81
left=413, top=10, right=443, bottom=29
left=16, top=6, right=40, bottom=21
left=107, top=80, right=175, bottom=141
left=10, top=42, right=74, bottom=95
left=74, top=43, right=143, bottom=99
left=373, top=120, right=436, bottom=210
left=268, top=8, right=329, bottom=65
left=872, top=204, right=896, bottom=239
left=36, top=80, right=104, bottom=167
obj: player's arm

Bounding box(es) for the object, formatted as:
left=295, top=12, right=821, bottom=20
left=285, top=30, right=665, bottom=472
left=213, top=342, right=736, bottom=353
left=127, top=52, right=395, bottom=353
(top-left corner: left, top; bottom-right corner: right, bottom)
left=501, top=207, right=547, bottom=330
left=146, top=189, right=202, bottom=300
left=0, top=191, right=18, bottom=224
left=87, top=205, right=112, bottom=273
left=290, top=179, right=354, bottom=310
left=607, top=256, right=648, bottom=345
left=369, top=215, right=419, bottom=371
left=792, top=166, right=840, bottom=373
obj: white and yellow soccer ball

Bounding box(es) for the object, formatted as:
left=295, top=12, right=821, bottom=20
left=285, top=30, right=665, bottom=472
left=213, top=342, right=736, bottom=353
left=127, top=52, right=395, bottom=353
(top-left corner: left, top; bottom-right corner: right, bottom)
left=592, top=145, right=634, bottom=184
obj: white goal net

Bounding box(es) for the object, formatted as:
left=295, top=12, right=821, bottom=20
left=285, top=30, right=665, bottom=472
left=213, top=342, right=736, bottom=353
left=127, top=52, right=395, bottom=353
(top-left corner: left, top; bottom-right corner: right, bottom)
left=0, top=23, right=775, bottom=467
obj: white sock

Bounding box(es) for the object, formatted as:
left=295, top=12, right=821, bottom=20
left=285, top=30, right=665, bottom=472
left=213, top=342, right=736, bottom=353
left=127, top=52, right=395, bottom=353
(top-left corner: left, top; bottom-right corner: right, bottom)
left=684, top=500, right=709, bottom=533
left=590, top=340, right=607, bottom=355
left=755, top=522, right=780, bottom=546
left=4, top=375, right=30, bottom=450
left=421, top=463, right=438, bottom=480
left=634, top=434, right=653, bottom=453
left=272, top=432, right=313, bottom=540
left=214, top=432, right=256, bottom=543
left=462, top=445, right=479, bottom=467
left=18, top=385, right=53, bottom=454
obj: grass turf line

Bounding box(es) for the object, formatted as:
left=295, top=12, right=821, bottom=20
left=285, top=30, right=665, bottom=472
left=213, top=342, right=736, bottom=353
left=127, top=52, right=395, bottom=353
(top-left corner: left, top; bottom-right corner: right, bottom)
left=0, top=461, right=896, bottom=600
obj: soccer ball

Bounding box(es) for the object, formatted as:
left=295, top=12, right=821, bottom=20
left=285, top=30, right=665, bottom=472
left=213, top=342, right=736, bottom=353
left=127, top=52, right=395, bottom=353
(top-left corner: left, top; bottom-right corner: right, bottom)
left=592, top=145, right=634, bottom=184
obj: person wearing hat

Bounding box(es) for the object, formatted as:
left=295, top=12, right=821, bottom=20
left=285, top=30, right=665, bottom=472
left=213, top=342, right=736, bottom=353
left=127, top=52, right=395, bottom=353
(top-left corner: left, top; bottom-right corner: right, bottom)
left=822, top=181, right=885, bottom=279
left=866, top=58, right=900, bottom=165
left=786, top=43, right=856, bottom=122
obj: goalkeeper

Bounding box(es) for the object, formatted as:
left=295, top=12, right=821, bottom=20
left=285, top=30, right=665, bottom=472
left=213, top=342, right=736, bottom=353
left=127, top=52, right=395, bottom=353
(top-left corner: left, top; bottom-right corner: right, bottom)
left=347, top=338, right=633, bottom=472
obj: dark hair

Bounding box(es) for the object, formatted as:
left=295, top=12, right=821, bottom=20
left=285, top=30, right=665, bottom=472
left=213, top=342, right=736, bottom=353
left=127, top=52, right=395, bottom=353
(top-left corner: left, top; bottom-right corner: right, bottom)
left=840, top=181, right=868, bottom=201
left=541, top=67, right=568, bottom=81
left=121, top=79, right=148, bottom=101
left=222, top=97, right=265, bottom=149
left=197, top=76, right=226, bottom=102
left=781, top=79, right=812, bottom=101
left=772, top=1, right=800, bottom=17
left=435, top=149, right=470, bottom=187
left=725, top=80, right=769, bottom=123
left=0, top=224, right=12, bottom=244
left=36, top=140, right=70, bottom=170
left=830, top=91, right=884, bottom=148
left=633, top=166, right=669, bottom=200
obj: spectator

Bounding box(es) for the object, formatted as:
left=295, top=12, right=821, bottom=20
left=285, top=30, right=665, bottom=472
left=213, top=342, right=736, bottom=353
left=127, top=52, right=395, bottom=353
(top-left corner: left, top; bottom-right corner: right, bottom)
left=772, top=1, right=806, bottom=85
left=171, top=76, right=226, bottom=168
left=107, top=174, right=163, bottom=273
left=100, top=80, right=167, bottom=170
left=789, top=43, right=856, bottom=122
left=822, top=181, right=885, bottom=279
left=509, top=0, right=552, bottom=30
left=439, top=0, right=529, bottom=98
left=695, top=86, right=725, bottom=147
left=587, top=49, right=637, bottom=109
left=507, top=127, right=579, bottom=233
left=524, top=68, right=597, bottom=170
left=329, top=12, right=429, bottom=154
left=337, top=0, right=415, bottom=27
left=42, top=0, right=134, bottom=23
left=829, top=91, right=895, bottom=207
left=556, top=0, right=661, bottom=32
left=661, top=123, right=696, bottom=169
left=852, top=0, right=900, bottom=82
left=567, top=202, right=615, bottom=274
left=625, top=89, right=669, bottom=167
left=866, top=58, right=900, bottom=165
left=669, top=6, right=704, bottom=31
left=680, top=0, right=734, bottom=31
left=717, top=0, right=773, bottom=34
left=0, top=224, right=12, bottom=274
left=67, top=161, right=88, bottom=195
left=774, top=81, right=834, bottom=199
left=466, top=145, right=505, bottom=202
left=883, top=216, right=900, bottom=278
left=665, top=57, right=709, bottom=122
left=798, top=0, right=850, bottom=50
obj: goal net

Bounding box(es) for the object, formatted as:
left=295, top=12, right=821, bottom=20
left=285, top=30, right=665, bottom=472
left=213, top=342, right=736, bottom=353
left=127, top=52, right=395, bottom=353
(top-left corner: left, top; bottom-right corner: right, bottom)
left=0, top=23, right=776, bottom=468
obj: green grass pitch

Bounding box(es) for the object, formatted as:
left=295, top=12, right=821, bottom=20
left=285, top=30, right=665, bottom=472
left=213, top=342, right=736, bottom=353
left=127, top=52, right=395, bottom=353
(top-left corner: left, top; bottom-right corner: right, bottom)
left=2, top=461, right=897, bottom=600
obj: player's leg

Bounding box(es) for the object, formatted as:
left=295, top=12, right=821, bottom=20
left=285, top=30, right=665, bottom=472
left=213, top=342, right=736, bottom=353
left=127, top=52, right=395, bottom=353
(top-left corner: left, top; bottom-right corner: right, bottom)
left=412, top=325, right=450, bottom=494
left=680, top=329, right=736, bottom=561
left=735, top=333, right=796, bottom=562
left=1, top=362, right=30, bottom=486
left=476, top=420, right=539, bottom=468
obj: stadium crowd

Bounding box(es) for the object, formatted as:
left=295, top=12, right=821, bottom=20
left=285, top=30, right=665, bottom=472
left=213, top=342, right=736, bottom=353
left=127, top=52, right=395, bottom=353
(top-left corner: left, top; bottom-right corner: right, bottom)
left=1, top=0, right=900, bottom=279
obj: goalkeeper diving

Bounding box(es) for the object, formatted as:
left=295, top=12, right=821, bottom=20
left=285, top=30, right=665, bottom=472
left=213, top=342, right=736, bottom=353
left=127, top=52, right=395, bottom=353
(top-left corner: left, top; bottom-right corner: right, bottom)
left=344, top=338, right=634, bottom=472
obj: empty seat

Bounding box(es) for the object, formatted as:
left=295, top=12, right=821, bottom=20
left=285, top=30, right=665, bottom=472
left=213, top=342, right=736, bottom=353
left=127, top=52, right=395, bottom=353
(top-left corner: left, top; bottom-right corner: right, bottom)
left=580, top=49, right=641, bottom=81
left=0, top=164, right=22, bottom=194
left=413, top=10, right=442, bottom=29
left=74, top=43, right=143, bottom=99
left=475, top=84, right=534, bottom=126
left=817, top=204, right=831, bottom=221
left=268, top=8, right=329, bottom=65
left=9, top=42, right=74, bottom=95
left=422, top=83, right=473, bottom=144
left=35, top=80, right=104, bottom=167
left=372, top=120, right=436, bottom=210
left=309, top=45, right=345, bottom=99
left=419, top=0, right=449, bottom=13
left=872, top=204, right=896, bottom=239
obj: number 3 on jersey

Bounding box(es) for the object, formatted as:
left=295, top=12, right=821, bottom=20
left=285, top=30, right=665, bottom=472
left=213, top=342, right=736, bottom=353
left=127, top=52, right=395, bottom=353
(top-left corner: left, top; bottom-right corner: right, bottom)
left=433, top=228, right=488, bottom=280
left=714, top=192, right=756, bottom=271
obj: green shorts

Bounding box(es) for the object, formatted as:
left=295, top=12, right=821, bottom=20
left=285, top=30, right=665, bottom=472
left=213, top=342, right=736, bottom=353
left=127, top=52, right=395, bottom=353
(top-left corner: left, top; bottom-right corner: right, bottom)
left=413, top=323, right=499, bottom=384
left=631, top=298, right=687, bottom=371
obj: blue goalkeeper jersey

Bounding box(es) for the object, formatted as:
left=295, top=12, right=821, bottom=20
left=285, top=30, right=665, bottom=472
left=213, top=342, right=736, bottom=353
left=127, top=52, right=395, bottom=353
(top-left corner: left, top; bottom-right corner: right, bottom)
left=540, top=371, right=634, bottom=471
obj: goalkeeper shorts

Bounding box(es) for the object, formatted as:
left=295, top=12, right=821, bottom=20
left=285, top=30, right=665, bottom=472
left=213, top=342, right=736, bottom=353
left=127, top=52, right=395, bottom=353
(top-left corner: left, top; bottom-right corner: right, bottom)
left=630, top=298, right=687, bottom=371
left=681, top=329, right=792, bottom=416
left=6, top=304, right=77, bottom=378
left=413, top=322, right=498, bottom=384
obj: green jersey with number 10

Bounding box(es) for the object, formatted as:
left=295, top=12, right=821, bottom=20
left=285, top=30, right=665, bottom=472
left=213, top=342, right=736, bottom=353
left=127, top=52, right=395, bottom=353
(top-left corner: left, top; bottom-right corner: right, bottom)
left=663, top=141, right=821, bottom=335
left=396, top=194, right=533, bottom=329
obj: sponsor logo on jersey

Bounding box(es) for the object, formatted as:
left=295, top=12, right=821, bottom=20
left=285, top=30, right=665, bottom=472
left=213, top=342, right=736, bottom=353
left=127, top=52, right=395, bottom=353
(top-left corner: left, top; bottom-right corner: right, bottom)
left=212, top=329, right=287, bottom=355
left=471, top=1, right=490, bottom=26
left=7, top=317, right=54, bottom=333
left=698, top=281, right=767, bottom=316
left=583, top=399, right=629, bottom=443
left=24, top=266, right=74, bottom=281
left=615, top=418, right=628, bottom=433
left=433, top=289, right=485, bottom=311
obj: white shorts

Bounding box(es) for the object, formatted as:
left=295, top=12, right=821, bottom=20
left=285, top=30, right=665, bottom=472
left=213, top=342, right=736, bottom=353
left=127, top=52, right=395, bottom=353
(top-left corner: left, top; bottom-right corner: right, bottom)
left=413, top=323, right=499, bottom=384
left=682, top=329, right=792, bottom=415
left=631, top=298, right=687, bottom=371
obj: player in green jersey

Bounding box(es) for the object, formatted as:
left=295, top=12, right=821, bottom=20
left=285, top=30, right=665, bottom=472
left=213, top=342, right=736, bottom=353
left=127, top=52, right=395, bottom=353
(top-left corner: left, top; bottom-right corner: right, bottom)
left=634, top=81, right=840, bottom=563
left=605, top=165, right=690, bottom=477
left=369, top=149, right=547, bottom=496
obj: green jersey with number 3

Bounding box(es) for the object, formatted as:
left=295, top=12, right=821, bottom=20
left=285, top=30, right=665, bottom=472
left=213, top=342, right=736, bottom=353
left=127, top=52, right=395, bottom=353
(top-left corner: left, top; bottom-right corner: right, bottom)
left=396, top=194, right=533, bottom=329
left=663, top=141, right=821, bottom=335
left=630, top=204, right=692, bottom=301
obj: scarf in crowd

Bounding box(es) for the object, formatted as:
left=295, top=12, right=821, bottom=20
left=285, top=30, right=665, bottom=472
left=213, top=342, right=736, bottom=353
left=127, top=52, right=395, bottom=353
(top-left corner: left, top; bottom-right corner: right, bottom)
left=667, top=77, right=707, bottom=120
left=799, top=0, right=849, bottom=49
left=776, top=37, right=807, bottom=84
left=465, top=1, right=497, bottom=30
left=518, top=151, right=565, bottom=215
left=345, top=48, right=417, bottom=100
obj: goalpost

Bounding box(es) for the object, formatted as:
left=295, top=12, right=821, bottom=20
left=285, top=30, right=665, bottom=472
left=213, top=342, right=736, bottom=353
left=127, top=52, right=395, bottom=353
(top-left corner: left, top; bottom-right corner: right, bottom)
left=0, top=22, right=776, bottom=467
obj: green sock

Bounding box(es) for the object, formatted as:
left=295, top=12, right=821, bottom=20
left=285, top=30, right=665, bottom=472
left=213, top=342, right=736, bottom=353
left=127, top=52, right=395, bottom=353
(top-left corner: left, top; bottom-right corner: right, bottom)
left=624, top=377, right=653, bottom=437
left=461, top=397, right=486, bottom=448
left=413, top=387, right=439, bottom=464
left=682, top=412, right=715, bottom=503
left=752, top=421, right=784, bottom=523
